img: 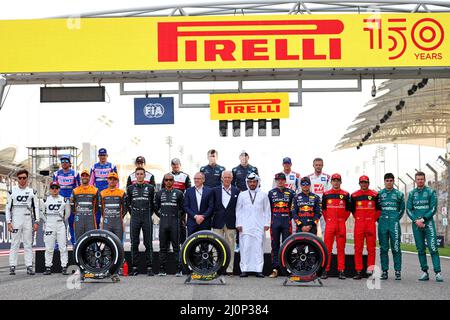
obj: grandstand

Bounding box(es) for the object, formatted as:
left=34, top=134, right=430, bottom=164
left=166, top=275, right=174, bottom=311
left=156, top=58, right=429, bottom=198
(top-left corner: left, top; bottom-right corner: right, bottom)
left=338, top=79, right=450, bottom=245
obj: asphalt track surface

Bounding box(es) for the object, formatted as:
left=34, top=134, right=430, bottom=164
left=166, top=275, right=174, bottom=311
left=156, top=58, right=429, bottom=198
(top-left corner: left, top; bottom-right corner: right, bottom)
left=0, top=245, right=448, bottom=300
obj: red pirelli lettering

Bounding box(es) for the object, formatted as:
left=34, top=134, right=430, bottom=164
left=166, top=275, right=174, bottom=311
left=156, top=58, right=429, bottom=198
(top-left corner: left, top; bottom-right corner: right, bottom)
left=158, top=20, right=344, bottom=62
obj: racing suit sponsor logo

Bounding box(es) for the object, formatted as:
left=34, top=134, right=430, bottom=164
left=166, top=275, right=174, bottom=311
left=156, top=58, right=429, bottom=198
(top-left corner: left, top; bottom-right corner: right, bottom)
left=16, top=195, right=29, bottom=202
left=414, top=205, right=430, bottom=210
left=48, top=204, right=62, bottom=211
left=313, top=184, right=324, bottom=194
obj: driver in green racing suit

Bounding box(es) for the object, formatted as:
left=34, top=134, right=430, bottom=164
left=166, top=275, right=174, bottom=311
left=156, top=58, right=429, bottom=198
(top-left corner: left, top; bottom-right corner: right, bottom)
left=406, top=171, right=443, bottom=282
left=378, top=173, right=405, bottom=280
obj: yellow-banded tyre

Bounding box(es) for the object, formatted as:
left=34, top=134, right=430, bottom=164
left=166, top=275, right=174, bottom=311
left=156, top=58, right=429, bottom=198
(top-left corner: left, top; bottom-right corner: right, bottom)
left=181, top=230, right=230, bottom=275
left=74, top=230, right=124, bottom=278
left=279, top=232, right=328, bottom=279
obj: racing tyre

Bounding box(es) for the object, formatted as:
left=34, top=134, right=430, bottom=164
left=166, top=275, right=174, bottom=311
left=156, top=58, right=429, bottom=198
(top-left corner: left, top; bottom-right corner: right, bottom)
left=181, top=230, right=230, bottom=275
left=74, top=230, right=124, bottom=278
left=279, top=232, right=328, bottom=279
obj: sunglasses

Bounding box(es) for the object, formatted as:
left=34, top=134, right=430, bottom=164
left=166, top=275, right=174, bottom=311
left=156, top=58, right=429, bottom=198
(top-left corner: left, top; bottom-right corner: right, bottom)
left=300, top=182, right=311, bottom=186
left=164, top=179, right=174, bottom=181
left=50, top=186, right=60, bottom=190
left=17, top=176, right=27, bottom=180
left=61, top=160, right=70, bottom=163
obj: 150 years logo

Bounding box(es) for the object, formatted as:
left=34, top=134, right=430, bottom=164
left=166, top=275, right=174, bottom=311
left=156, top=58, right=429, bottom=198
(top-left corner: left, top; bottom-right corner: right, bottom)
left=364, top=17, right=444, bottom=60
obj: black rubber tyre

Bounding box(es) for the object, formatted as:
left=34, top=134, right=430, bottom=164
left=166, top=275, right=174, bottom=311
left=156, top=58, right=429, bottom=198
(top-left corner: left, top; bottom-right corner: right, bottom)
left=181, top=230, right=231, bottom=275
left=74, top=230, right=124, bottom=278
left=279, top=232, right=328, bottom=279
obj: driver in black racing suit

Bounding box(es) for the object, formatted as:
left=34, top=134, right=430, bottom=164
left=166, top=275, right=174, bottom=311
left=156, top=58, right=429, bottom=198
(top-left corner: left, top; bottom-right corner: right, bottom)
left=155, top=173, right=184, bottom=277
left=126, top=167, right=155, bottom=276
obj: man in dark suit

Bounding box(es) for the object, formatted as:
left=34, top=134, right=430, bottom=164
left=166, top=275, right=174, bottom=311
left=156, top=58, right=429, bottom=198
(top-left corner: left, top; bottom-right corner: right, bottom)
left=212, top=171, right=240, bottom=275
left=183, top=172, right=214, bottom=236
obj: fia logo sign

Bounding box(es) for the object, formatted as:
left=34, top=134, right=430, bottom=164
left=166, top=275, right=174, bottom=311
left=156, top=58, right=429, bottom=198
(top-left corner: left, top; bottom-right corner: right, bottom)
left=144, top=103, right=165, bottom=119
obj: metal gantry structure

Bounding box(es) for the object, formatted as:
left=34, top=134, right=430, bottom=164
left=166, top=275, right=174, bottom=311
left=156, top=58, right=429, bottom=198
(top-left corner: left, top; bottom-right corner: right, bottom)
left=51, top=1, right=450, bottom=18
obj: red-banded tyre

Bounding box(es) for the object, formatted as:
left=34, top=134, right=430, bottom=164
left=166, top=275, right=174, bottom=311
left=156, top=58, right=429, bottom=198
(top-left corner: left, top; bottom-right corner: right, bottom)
left=279, top=232, right=328, bottom=280
left=181, top=230, right=231, bottom=276
left=74, top=230, right=124, bottom=278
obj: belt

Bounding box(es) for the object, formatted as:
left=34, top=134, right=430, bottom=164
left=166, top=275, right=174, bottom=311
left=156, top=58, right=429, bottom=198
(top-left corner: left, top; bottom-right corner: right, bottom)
left=273, top=213, right=290, bottom=217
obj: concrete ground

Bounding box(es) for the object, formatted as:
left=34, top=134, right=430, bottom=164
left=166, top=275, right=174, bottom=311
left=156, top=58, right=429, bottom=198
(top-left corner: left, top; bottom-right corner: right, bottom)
left=0, top=240, right=448, bottom=300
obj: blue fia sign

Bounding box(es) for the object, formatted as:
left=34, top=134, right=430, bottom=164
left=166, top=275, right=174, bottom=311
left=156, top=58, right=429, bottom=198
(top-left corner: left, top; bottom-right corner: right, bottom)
left=134, top=97, right=174, bottom=125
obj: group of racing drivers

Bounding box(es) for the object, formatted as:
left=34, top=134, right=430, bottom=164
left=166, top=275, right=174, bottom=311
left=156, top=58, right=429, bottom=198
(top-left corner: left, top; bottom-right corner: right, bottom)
left=5, top=148, right=444, bottom=282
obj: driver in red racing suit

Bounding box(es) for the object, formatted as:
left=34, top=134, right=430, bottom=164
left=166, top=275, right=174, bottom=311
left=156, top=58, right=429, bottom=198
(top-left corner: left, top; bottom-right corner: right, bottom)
left=320, top=174, right=351, bottom=280
left=351, top=175, right=381, bottom=279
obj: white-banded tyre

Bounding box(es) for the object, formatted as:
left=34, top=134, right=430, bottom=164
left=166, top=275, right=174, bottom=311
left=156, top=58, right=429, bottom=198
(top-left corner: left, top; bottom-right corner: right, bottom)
left=279, top=232, right=328, bottom=279
left=74, top=230, right=124, bottom=278
left=181, top=230, right=231, bottom=275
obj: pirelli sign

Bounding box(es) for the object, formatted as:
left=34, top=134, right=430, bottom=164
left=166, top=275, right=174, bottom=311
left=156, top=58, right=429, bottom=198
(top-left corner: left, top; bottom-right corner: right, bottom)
left=210, top=93, right=289, bottom=120
left=0, top=13, right=449, bottom=73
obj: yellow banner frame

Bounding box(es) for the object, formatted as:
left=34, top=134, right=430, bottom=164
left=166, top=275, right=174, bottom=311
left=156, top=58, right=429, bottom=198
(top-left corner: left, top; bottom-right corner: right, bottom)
left=0, top=13, right=449, bottom=73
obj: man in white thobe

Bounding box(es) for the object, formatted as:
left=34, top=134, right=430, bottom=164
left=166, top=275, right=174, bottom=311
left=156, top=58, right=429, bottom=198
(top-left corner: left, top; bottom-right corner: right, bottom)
left=236, top=173, right=271, bottom=278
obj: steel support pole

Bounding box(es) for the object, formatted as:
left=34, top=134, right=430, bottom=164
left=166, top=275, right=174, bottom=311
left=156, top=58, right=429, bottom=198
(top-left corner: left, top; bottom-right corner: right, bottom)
left=426, top=163, right=441, bottom=234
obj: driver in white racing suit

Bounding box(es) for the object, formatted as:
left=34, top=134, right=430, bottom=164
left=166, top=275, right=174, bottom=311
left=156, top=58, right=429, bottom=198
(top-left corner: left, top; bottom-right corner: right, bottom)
left=6, top=169, right=40, bottom=276
left=42, top=181, right=71, bottom=275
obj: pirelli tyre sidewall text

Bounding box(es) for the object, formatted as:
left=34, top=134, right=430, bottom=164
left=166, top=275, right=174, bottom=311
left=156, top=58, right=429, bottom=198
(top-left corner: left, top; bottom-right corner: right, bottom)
left=74, top=230, right=124, bottom=278
left=279, top=232, right=328, bottom=279
left=181, top=230, right=231, bottom=276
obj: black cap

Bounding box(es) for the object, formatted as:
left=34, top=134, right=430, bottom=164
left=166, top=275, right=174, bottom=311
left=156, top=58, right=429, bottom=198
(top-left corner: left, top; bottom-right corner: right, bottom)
left=274, top=173, right=286, bottom=180
left=300, top=176, right=311, bottom=185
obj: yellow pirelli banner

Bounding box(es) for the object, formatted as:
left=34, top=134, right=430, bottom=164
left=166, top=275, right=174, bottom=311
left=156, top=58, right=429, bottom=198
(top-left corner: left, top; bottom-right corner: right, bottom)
left=210, top=92, right=289, bottom=120
left=0, top=13, right=449, bottom=73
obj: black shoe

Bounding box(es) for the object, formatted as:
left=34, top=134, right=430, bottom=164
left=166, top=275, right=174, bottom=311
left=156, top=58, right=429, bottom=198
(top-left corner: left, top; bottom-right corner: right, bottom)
left=130, top=267, right=139, bottom=276
left=26, top=267, right=35, bottom=276
left=338, top=271, right=346, bottom=280
left=321, top=271, right=328, bottom=279
left=9, top=266, right=16, bottom=275
left=240, top=272, right=248, bottom=278
left=395, top=271, right=401, bottom=281
left=43, top=267, right=52, bottom=275
left=62, top=267, right=69, bottom=275
left=255, top=272, right=265, bottom=278
left=158, top=267, right=167, bottom=277
left=353, top=272, right=362, bottom=280
left=380, top=271, right=388, bottom=280
left=147, top=268, right=154, bottom=277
